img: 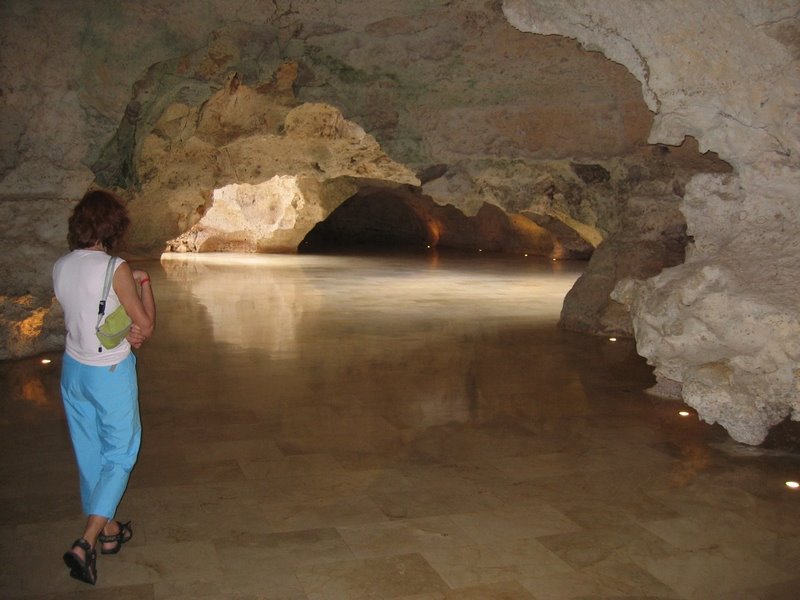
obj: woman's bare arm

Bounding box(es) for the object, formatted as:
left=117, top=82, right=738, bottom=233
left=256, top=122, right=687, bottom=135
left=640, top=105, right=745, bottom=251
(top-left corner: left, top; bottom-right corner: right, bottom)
left=113, top=261, right=156, bottom=345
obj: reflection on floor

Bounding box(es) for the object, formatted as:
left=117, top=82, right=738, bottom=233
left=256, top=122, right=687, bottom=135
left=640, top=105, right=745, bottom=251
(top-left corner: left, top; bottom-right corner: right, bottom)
left=1, top=251, right=799, bottom=600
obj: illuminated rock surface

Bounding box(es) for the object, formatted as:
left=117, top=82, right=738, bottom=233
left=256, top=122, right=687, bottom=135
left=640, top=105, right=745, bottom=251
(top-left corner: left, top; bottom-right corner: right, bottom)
left=505, top=0, right=800, bottom=443
left=1, top=0, right=798, bottom=445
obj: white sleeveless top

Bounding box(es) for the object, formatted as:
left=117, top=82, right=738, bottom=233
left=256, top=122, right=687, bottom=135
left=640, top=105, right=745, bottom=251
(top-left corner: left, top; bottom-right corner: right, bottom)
left=53, top=249, right=131, bottom=366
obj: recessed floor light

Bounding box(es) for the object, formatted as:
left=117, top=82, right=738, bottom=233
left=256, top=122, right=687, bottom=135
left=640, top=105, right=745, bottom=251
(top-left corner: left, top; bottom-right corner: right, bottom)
left=41, top=359, right=51, bottom=365
left=678, top=411, right=690, bottom=417
left=786, top=481, right=799, bottom=489
left=609, top=337, right=617, bottom=342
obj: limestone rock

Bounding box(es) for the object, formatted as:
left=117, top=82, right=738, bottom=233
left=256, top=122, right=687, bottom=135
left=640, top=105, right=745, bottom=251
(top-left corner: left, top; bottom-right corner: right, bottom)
left=2, top=0, right=719, bottom=260
left=614, top=174, right=800, bottom=444
left=0, top=198, right=73, bottom=359
left=2, top=0, right=795, bottom=452
left=127, top=71, right=418, bottom=254
left=0, top=294, right=64, bottom=361
left=561, top=189, right=687, bottom=336
left=506, top=1, right=800, bottom=443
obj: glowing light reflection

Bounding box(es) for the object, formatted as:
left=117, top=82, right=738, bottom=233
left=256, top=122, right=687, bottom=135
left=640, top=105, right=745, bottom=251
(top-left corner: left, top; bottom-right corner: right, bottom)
left=159, top=253, right=584, bottom=352
left=786, top=481, right=799, bottom=489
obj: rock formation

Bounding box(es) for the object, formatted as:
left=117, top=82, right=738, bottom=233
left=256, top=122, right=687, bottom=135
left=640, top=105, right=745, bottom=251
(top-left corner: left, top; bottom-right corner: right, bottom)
left=124, top=67, right=419, bottom=254
left=1, top=0, right=796, bottom=445
left=505, top=0, right=800, bottom=444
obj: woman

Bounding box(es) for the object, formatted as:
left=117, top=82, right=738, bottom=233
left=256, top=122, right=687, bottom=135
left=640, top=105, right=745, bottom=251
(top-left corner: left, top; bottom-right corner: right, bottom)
left=52, top=189, right=156, bottom=585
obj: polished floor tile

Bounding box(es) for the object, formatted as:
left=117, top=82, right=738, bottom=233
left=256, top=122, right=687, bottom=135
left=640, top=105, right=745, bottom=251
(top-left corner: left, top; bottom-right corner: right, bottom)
left=1, top=251, right=799, bottom=599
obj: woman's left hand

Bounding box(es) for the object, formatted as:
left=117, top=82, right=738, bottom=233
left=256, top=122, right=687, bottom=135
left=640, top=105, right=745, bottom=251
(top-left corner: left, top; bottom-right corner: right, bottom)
left=126, top=324, right=147, bottom=348
left=131, top=269, right=150, bottom=285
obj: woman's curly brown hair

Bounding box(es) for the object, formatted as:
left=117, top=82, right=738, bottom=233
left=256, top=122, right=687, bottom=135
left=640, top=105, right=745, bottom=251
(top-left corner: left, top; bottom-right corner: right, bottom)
left=67, top=190, right=130, bottom=251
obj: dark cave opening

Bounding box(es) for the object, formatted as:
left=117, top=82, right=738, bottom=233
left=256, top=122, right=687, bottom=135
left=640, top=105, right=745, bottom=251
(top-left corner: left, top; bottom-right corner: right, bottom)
left=299, top=187, right=432, bottom=254
left=299, top=183, right=595, bottom=260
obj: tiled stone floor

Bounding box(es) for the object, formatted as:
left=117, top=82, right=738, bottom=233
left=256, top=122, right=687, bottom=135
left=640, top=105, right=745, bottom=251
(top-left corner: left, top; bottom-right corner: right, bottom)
left=1, top=251, right=799, bottom=599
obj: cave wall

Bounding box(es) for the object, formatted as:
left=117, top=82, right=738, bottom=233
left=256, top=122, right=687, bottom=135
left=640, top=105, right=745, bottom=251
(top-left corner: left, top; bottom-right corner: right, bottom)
left=1, top=0, right=797, bottom=445
left=0, top=0, right=655, bottom=200
left=505, top=0, right=800, bottom=444
left=0, top=0, right=717, bottom=344
left=82, top=0, right=690, bottom=259
left=1, top=0, right=715, bottom=245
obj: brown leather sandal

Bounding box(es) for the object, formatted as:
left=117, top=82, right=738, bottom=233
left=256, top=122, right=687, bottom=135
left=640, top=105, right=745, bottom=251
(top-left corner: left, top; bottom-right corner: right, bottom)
left=63, top=538, right=97, bottom=585
left=98, top=520, right=133, bottom=555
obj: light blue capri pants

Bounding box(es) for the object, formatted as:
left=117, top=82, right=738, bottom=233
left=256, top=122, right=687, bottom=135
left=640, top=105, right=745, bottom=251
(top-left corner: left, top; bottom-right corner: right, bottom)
left=60, top=352, right=141, bottom=519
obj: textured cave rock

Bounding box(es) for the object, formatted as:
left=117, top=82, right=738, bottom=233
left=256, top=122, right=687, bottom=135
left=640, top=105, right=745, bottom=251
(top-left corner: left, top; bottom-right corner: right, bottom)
left=86, top=4, right=663, bottom=260
left=505, top=0, right=800, bottom=444
left=110, top=37, right=721, bottom=266
left=556, top=140, right=727, bottom=334
left=124, top=68, right=418, bottom=254
left=0, top=199, right=71, bottom=360
left=2, top=0, right=796, bottom=448
left=560, top=187, right=688, bottom=337
left=612, top=174, right=800, bottom=445
left=108, top=11, right=725, bottom=263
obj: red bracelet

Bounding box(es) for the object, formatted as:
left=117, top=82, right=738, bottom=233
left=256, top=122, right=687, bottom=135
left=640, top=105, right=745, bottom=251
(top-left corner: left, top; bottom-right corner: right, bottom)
left=139, top=278, right=150, bottom=285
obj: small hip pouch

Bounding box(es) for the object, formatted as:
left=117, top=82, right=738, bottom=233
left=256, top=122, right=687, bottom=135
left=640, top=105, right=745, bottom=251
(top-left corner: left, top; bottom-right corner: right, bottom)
left=96, top=257, right=132, bottom=351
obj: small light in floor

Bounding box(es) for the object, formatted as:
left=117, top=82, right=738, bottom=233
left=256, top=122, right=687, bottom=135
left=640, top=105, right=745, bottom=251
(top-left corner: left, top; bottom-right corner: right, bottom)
left=478, top=249, right=482, bottom=252
left=524, top=253, right=528, bottom=257
left=786, top=481, right=799, bottom=490
left=41, top=358, right=51, bottom=365
left=552, top=258, right=557, bottom=261
left=608, top=337, right=617, bottom=342
left=678, top=410, right=690, bottom=417
left=426, top=245, right=431, bottom=249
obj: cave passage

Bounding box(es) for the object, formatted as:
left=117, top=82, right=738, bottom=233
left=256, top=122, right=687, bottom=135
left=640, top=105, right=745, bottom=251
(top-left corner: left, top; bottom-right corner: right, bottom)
left=298, top=183, right=594, bottom=260
left=299, top=189, right=433, bottom=254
